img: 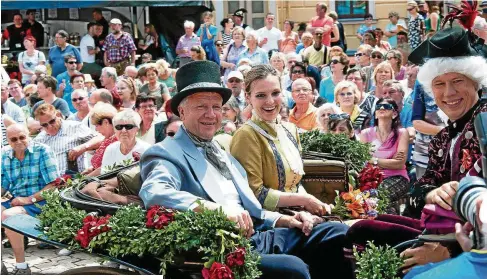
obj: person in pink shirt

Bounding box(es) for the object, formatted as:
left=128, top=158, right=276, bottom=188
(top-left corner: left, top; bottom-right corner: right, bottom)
left=359, top=98, right=409, bottom=214
left=307, top=3, right=334, bottom=47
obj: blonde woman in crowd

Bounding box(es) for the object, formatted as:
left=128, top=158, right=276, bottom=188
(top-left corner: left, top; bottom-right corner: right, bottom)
left=333, top=80, right=371, bottom=132
left=156, top=59, right=177, bottom=96
left=117, top=77, right=138, bottom=109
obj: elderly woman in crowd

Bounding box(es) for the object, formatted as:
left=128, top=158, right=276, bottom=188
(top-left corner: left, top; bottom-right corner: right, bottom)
left=82, top=103, right=119, bottom=176
left=135, top=94, right=166, bottom=145
left=238, top=30, right=269, bottom=66
left=67, top=89, right=90, bottom=122
left=2, top=124, right=60, bottom=275
left=156, top=59, right=177, bottom=96
left=316, top=103, right=342, bottom=133
left=101, top=109, right=150, bottom=174
left=139, top=64, right=170, bottom=111
left=319, top=52, right=349, bottom=102
left=346, top=68, right=377, bottom=117
left=270, top=52, right=289, bottom=88
left=220, top=26, right=246, bottom=82
left=370, top=61, right=395, bottom=98
left=222, top=96, right=243, bottom=128
left=334, top=80, right=371, bottom=132
left=386, top=49, right=406, bottom=81
left=360, top=98, right=409, bottom=213
left=230, top=64, right=332, bottom=221
left=296, top=32, right=313, bottom=56
left=117, top=77, right=138, bottom=109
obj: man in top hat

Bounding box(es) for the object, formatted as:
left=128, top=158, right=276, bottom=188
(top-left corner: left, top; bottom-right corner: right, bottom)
left=139, top=60, right=353, bottom=279
left=103, top=18, right=137, bottom=75
left=233, top=8, right=252, bottom=33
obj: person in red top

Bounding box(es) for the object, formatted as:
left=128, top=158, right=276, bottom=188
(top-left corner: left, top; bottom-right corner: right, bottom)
left=307, top=3, right=334, bottom=47
left=2, top=13, right=28, bottom=51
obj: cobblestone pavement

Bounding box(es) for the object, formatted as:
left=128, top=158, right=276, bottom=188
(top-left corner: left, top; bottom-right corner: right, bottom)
left=2, top=238, right=102, bottom=274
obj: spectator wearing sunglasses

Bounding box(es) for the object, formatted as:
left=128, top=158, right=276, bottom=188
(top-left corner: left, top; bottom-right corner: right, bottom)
left=101, top=109, right=150, bottom=174
left=215, top=39, right=225, bottom=56
left=2, top=124, right=60, bottom=275
left=386, top=49, right=406, bottom=81
left=81, top=102, right=118, bottom=176
left=33, top=103, right=103, bottom=174
left=284, top=62, right=307, bottom=108
left=135, top=94, right=165, bottom=145
left=319, top=52, right=349, bottom=102
left=303, top=27, right=329, bottom=68
left=56, top=55, right=82, bottom=113
left=360, top=48, right=385, bottom=92
left=356, top=13, right=376, bottom=43
left=353, top=44, right=373, bottom=70
left=67, top=89, right=90, bottom=122
left=359, top=98, right=409, bottom=214
left=334, top=81, right=370, bottom=133
left=289, top=78, right=319, bottom=131
left=328, top=113, right=356, bottom=140
left=316, top=103, right=342, bottom=133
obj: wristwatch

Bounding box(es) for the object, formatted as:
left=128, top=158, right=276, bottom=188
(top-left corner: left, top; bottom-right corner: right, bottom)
left=373, top=157, right=378, bottom=166
left=30, top=196, right=37, bottom=203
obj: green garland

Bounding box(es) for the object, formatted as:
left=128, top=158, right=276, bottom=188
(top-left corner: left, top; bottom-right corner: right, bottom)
left=300, top=130, right=372, bottom=172
left=38, top=189, right=261, bottom=278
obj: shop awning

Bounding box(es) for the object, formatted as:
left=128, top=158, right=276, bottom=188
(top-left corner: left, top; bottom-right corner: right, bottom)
left=1, top=0, right=213, bottom=10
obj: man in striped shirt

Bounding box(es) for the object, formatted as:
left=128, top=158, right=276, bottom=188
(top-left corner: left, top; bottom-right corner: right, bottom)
left=32, top=103, right=104, bottom=174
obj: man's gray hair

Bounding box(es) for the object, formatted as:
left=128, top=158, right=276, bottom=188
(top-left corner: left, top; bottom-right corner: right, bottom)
left=285, top=52, right=302, bottom=63
left=72, top=88, right=88, bottom=97
left=102, top=67, right=118, bottom=82
left=418, top=56, right=487, bottom=95
left=112, top=109, right=142, bottom=128
left=184, top=20, right=195, bottom=29
left=383, top=79, right=405, bottom=94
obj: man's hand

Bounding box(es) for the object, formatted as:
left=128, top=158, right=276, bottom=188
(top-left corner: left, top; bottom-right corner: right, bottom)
left=425, top=181, right=458, bottom=210
left=10, top=197, right=33, bottom=206
left=303, top=194, right=332, bottom=216
left=59, top=80, right=66, bottom=92
left=400, top=242, right=450, bottom=274
left=222, top=206, right=254, bottom=238
left=68, top=145, right=86, bottom=161
left=289, top=211, right=315, bottom=236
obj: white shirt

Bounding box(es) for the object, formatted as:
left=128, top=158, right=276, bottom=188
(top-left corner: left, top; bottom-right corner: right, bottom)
left=257, top=26, right=283, bottom=53
left=80, top=34, right=96, bottom=63
left=101, top=140, right=151, bottom=174
left=18, top=50, right=46, bottom=84
left=2, top=100, right=25, bottom=124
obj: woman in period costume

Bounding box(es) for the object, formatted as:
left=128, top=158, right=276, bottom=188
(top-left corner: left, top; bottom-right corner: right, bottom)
left=230, top=64, right=332, bottom=216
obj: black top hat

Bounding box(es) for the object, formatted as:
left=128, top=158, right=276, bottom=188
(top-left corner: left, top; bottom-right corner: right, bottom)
left=233, top=8, right=248, bottom=18
left=171, top=61, right=231, bottom=117
left=408, top=26, right=484, bottom=65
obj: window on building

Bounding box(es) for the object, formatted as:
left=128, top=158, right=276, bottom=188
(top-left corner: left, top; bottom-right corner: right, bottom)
left=336, top=0, right=369, bottom=19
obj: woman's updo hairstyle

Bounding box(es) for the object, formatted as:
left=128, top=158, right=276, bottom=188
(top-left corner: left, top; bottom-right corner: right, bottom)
left=244, top=64, right=280, bottom=96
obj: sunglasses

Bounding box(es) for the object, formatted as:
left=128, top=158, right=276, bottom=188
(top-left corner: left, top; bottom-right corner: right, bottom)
left=40, top=118, right=57, bottom=128
left=67, top=61, right=77, bottom=64
left=72, top=97, right=85, bottom=102
left=228, top=78, right=241, bottom=83
left=166, top=131, right=176, bottom=137
left=354, top=53, right=365, bottom=57
left=329, top=113, right=350, bottom=120
left=216, top=43, right=223, bottom=47
left=115, top=124, right=136, bottom=131
left=376, top=103, right=394, bottom=111
left=387, top=56, right=396, bottom=60
left=339, top=92, right=354, bottom=97
left=315, top=33, right=323, bottom=37
left=330, top=60, right=340, bottom=64
left=9, top=135, right=27, bottom=142
left=407, top=7, right=415, bottom=11
left=371, top=55, right=383, bottom=59
left=292, top=70, right=304, bottom=74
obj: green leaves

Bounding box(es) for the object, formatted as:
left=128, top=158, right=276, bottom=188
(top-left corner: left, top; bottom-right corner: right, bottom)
left=353, top=241, right=404, bottom=279
left=38, top=195, right=260, bottom=278
left=300, top=130, right=372, bottom=172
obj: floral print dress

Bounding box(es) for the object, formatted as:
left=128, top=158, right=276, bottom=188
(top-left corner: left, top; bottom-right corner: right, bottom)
left=408, top=14, right=424, bottom=50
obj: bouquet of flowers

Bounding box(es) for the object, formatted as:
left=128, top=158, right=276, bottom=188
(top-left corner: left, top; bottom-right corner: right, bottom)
left=332, top=164, right=389, bottom=220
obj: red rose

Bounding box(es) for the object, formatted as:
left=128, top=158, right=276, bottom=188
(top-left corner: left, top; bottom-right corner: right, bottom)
left=75, top=215, right=111, bottom=248
left=202, top=262, right=233, bottom=279
left=146, top=205, right=175, bottom=229
left=226, top=247, right=246, bottom=267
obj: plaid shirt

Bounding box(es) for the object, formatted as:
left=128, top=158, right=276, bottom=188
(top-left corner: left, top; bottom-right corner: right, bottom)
left=102, top=32, right=136, bottom=63
left=33, top=120, right=97, bottom=174
left=2, top=142, right=60, bottom=198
